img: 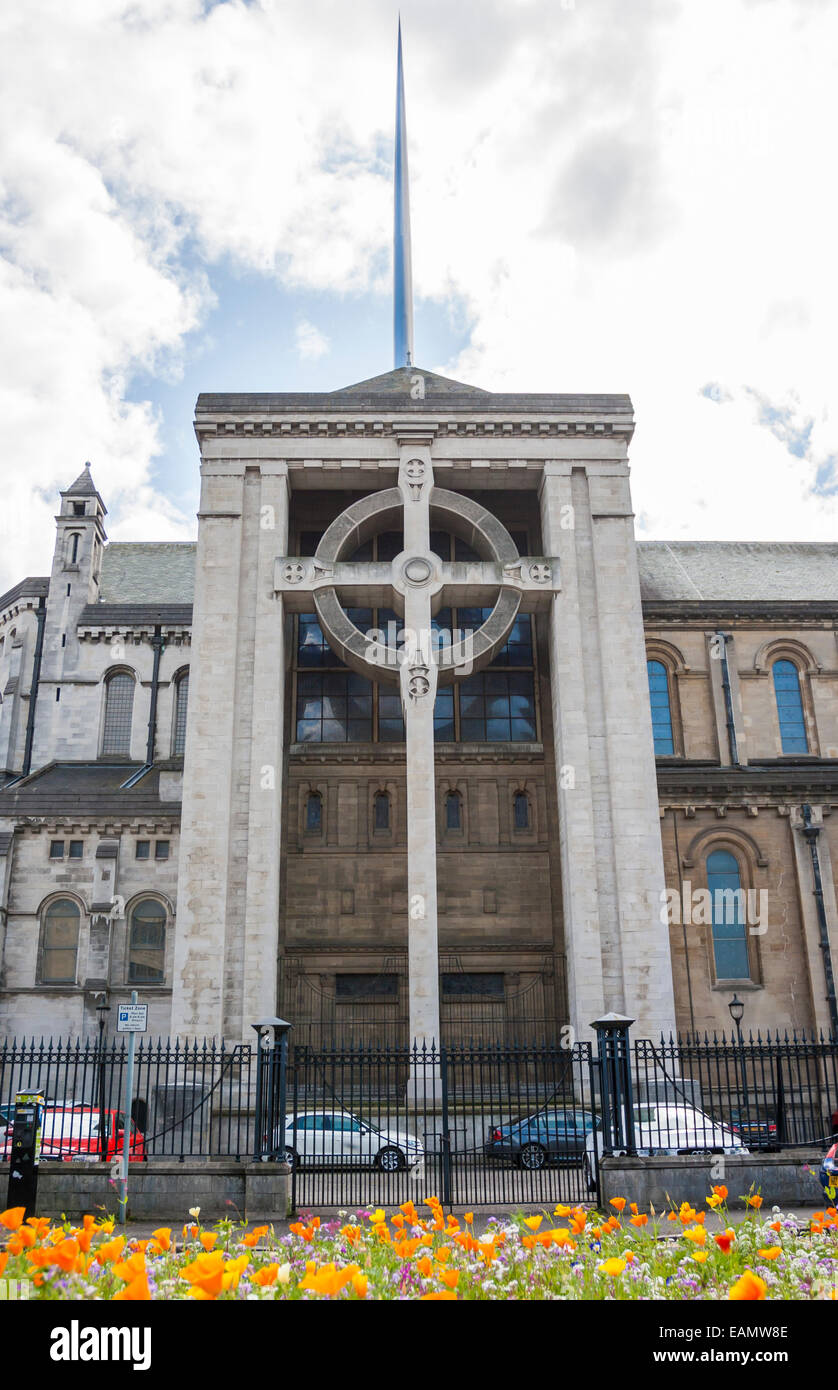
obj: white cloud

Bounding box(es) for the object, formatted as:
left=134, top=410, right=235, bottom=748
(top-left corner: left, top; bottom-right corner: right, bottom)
left=0, top=0, right=837, bottom=594
left=295, top=319, right=330, bottom=361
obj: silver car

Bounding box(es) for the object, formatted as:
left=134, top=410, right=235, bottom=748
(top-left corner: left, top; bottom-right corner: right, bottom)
left=277, top=1109, right=424, bottom=1172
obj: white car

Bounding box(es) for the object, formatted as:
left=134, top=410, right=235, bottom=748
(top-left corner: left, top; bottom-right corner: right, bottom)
left=276, top=1109, right=424, bottom=1172
left=583, top=1101, right=748, bottom=1189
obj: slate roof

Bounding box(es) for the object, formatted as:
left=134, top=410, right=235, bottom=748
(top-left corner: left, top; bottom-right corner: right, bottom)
left=78, top=603, right=193, bottom=629
left=64, top=463, right=100, bottom=497
left=0, top=576, right=49, bottom=614
left=0, top=762, right=182, bottom=816
left=196, top=365, right=634, bottom=416
left=98, top=543, right=197, bottom=604
left=637, top=542, right=838, bottom=602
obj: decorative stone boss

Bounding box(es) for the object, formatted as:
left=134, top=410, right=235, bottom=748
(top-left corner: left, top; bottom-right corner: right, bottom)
left=275, top=453, right=560, bottom=1044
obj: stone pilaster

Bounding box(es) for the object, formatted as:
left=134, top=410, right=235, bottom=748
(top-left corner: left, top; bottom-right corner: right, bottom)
left=540, top=461, right=676, bottom=1039
left=170, top=467, right=245, bottom=1037
left=240, top=467, right=289, bottom=1032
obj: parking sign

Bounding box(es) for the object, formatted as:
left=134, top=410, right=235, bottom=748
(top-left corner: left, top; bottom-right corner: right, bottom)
left=117, top=1003, right=148, bottom=1033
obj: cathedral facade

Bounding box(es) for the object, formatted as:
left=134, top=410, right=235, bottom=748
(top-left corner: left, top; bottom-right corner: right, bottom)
left=1, top=367, right=836, bottom=1046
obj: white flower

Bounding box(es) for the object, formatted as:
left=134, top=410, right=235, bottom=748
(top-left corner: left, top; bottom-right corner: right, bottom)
left=277, top=1263, right=292, bottom=1286
left=188, top=1207, right=201, bottom=1220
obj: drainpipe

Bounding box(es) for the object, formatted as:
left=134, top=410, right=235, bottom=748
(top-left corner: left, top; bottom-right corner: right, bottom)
left=801, top=803, right=838, bottom=1039
left=671, top=807, right=696, bottom=1037
left=145, top=626, right=164, bottom=766
left=21, top=597, right=47, bottom=777
left=715, top=631, right=740, bottom=766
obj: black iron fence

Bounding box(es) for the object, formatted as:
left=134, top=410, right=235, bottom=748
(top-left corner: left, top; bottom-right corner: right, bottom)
left=282, top=1040, right=597, bottom=1210
left=0, top=1036, right=254, bottom=1161
left=632, top=1032, right=838, bottom=1153
left=2, top=1026, right=838, bottom=1205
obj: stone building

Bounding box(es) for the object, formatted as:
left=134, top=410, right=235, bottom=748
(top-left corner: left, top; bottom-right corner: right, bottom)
left=0, top=369, right=836, bottom=1045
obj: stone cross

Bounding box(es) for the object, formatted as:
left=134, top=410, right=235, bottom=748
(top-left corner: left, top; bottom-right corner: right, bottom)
left=275, top=456, right=560, bottom=1043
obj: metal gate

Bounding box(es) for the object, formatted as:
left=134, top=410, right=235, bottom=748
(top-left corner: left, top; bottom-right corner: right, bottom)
left=286, top=1041, right=599, bottom=1212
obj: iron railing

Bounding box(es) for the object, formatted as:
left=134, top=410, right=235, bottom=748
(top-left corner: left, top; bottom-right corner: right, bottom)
left=633, top=1032, right=838, bottom=1153
left=0, top=1036, right=254, bottom=1161
left=283, top=1040, right=597, bottom=1210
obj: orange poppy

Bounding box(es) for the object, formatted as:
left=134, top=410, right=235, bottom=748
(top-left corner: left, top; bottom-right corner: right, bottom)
left=729, top=1270, right=768, bottom=1301
left=609, top=1198, right=626, bottom=1213
left=0, top=1207, right=25, bottom=1231
left=714, top=1230, right=736, bottom=1254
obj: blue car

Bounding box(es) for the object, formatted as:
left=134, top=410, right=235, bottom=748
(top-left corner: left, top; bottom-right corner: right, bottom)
left=483, top=1108, right=599, bottom=1171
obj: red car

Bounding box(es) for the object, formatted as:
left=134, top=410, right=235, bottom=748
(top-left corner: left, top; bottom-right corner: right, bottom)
left=1, top=1105, right=146, bottom=1163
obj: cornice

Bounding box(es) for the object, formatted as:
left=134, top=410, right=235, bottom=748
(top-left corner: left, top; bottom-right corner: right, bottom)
left=195, top=416, right=632, bottom=442
left=289, top=742, right=545, bottom=766
left=643, top=600, right=838, bottom=623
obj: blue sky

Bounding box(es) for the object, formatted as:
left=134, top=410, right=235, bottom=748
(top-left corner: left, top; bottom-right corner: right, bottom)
left=127, top=260, right=473, bottom=518
left=1, top=0, right=837, bottom=594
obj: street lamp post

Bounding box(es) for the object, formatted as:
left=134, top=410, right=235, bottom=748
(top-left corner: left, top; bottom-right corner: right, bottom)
left=95, top=993, right=110, bottom=1162
left=728, top=993, right=748, bottom=1124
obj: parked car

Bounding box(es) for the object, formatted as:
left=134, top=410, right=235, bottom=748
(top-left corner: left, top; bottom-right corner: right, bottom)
left=483, top=1108, right=599, bottom=1171
left=0, top=1105, right=146, bottom=1163
left=584, top=1102, right=748, bottom=1190
left=275, top=1110, right=423, bottom=1172
left=729, top=1109, right=779, bottom=1147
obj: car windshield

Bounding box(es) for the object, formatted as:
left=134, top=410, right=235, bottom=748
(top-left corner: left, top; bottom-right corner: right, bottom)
left=42, top=1113, right=97, bottom=1140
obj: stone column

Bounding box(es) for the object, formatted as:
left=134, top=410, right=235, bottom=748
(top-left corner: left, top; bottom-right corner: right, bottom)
left=540, top=461, right=676, bottom=1040
left=539, top=464, right=607, bottom=1039
left=241, top=466, right=290, bottom=1030
left=171, top=466, right=245, bottom=1037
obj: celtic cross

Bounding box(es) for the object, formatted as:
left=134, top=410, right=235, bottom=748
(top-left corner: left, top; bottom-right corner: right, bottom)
left=275, top=452, right=560, bottom=1043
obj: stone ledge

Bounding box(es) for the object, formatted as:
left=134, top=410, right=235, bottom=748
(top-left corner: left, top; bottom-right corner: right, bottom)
left=599, top=1152, right=826, bottom=1209
left=33, top=1161, right=291, bottom=1222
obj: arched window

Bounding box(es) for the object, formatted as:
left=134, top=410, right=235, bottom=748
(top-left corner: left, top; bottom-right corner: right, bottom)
left=128, top=899, right=166, bottom=984
left=772, top=659, right=808, bottom=753
left=102, top=672, right=135, bottom=755
left=707, top=849, right=749, bottom=980
left=173, top=670, right=189, bottom=756
left=513, top=791, right=530, bottom=831
left=305, top=791, right=322, bottom=831
left=40, top=898, right=81, bottom=984
left=647, top=659, right=675, bottom=755
left=445, top=790, right=463, bottom=830
left=374, top=791, right=390, bottom=830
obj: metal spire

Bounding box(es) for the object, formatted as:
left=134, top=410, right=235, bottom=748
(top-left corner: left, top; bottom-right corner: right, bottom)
left=393, top=17, right=414, bottom=368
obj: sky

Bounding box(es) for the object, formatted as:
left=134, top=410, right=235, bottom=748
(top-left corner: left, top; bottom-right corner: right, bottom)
left=1, top=0, right=836, bottom=594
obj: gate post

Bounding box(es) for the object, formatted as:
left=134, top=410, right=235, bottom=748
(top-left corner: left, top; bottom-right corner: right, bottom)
left=592, top=1013, right=636, bottom=1156
left=250, top=1017, right=292, bottom=1161
left=439, top=1043, right=452, bottom=1211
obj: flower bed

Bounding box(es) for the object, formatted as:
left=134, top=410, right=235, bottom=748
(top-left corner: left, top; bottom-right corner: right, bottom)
left=2, top=1189, right=837, bottom=1300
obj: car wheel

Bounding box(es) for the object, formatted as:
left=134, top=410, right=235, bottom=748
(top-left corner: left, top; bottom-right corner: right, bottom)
left=282, top=1147, right=297, bottom=1170
left=583, top=1154, right=597, bottom=1192
left=519, top=1142, right=546, bottom=1172
left=375, top=1146, right=406, bottom=1172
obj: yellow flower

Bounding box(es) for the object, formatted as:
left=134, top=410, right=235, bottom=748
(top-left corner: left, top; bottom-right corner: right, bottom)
left=523, top=1216, right=543, bottom=1231
left=758, top=1247, right=782, bottom=1261
left=692, top=1251, right=709, bottom=1263
left=683, top=1226, right=707, bottom=1247
left=706, top=1194, right=723, bottom=1209
left=369, top=1209, right=386, bottom=1224
left=598, top=1258, right=627, bottom=1277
